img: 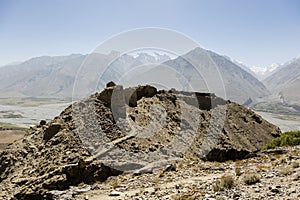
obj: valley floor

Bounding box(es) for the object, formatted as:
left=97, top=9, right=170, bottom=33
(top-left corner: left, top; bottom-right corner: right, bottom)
left=0, top=100, right=299, bottom=132
left=255, top=111, right=300, bottom=132
left=0, top=99, right=71, bottom=128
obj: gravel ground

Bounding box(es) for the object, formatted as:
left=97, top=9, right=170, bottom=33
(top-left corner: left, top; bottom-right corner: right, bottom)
left=76, top=146, right=300, bottom=200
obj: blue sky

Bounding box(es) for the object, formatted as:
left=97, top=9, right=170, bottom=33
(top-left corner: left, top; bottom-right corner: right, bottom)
left=0, top=0, right=300, bottom=68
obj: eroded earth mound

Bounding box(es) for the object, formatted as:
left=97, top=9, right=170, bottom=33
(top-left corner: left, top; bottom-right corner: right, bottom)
left=0, top=84, right=281, bottom=199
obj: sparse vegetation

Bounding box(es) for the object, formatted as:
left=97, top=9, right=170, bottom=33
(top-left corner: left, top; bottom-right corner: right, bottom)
left=256, top=164, right=268, bottom=172
left=243, top=173, right=260, bottom=185
left=235, top=167, right=242, bottom=176
left=213, top=174, right=235, bottom=191
left=278, top=156, right=287, bottom=164
left=279, top=167, right=293, bottom=176
left=262, top=131, right=300, bottom=150
left=291, top=161, right=299, bottom=168
left=177, top=161, right=183, bottom=169
left=173, top=194, right=195, bottom=200
left=274, top=154, right=282, bottom=159
left=166, top=177, right=173, bottom=182
left=111, top=181, right=119, bottom=189
left=235, top=159, right=244, bottom=166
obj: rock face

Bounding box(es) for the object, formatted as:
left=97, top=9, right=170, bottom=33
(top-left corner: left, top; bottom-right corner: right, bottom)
left=0, top=84, right=281, bottom=199
left=0, top=105, right=122, bottom=199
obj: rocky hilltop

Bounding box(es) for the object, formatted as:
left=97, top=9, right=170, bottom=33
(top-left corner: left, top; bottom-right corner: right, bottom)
left=0, top=84, right=281, bottom=199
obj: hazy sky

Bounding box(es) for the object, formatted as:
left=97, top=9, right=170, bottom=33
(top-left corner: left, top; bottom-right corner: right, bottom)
left=0, top=0, right=300, bottom=68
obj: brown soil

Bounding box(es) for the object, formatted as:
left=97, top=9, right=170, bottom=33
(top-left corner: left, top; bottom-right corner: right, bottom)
left=0, top=130, right=26, bottom=150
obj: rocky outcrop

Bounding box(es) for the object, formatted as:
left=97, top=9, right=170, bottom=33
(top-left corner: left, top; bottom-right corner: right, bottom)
left=76, top=84, right=280, bottom=169
left=0, top=84, right=281, bottom=199
left=173, top=91, right=227, bottom=110
left=190, top=102, right=281, bottom=162
left=124, top=85, right=157, bottom=107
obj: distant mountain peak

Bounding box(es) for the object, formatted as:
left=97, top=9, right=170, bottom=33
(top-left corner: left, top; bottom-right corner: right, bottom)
left=263, top=54, right=300, bottom=106
left=129, top=51, right=171, bottom=63
left=286, top=54, right=300, bottom=65
left=0, top=48, right=270, bottom=104
left=164, top=46, right=270, bottom=103
left=295, top=54, right=300, bottom=60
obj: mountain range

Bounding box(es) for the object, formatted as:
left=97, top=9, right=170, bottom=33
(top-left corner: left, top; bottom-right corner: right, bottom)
left=0, top=48, right=298, bottom=107
left=263, top=56, right=300, bottom=107
left=162, top=48, right=269, bottom=104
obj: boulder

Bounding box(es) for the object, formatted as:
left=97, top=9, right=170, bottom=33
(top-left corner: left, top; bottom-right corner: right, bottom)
left=43, top=123, right=61, bottom=142
left=106, top=81, right=116, bottom=88
left=39, top=120, right=47, bottom=126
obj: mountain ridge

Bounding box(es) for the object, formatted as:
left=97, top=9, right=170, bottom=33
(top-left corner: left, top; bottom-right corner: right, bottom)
left=263, top=56, right=300, bottom=106
left=0, top=48, right=270, bottom=104
left=164, top=47, right=270, bottom=104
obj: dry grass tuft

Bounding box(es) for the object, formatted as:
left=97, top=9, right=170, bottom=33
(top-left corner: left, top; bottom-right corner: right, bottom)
left=243, top=173, right=260, bottom=185
left=177, top=161, right=184, bottom=169
left=111, top=180, right=119, bottom=189
left=279, top=167, right=293, bottom=176
left=256, top=164, right=269, bottom=172
left=291, top=161, right=299, bottom=168
left=213, top=174, right=235, bottom=191
left=173, top=194, right=195, bottom=200
left=235, top=167, right=242, bottom=176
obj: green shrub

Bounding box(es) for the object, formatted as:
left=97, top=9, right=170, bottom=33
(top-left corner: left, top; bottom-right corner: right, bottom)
left=262, top=131, right=300, bottom=150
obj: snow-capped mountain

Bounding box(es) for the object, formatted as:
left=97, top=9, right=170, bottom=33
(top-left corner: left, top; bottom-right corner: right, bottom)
left=250, top=63, right=281, bottom=80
